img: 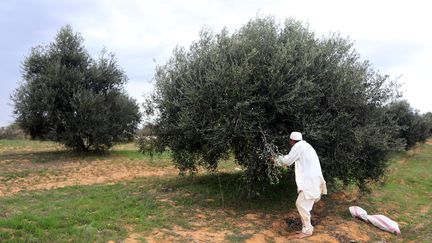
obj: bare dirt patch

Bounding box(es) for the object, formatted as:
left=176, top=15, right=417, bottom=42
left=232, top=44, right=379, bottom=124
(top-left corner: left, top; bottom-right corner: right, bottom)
left=122, top=225, right=145, bottom=243
left=330, top=190, right=360, bottom=203
left=420, top=205, right=429, bottom=214
left=141, top=215, right=391, bottom=243
left=141, top=199, right=395, bottom=243
left=145, top=225, right=230, bottom=243
left=0, top=153, right=177, bottom=197
left=407, top=143, right=424, bottom=157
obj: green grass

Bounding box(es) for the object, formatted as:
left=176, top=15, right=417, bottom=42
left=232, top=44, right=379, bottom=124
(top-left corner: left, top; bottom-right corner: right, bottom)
left=0, top=178, right=181, bottom=242
left=360, top=142, right=432, bottom=242
left=0, top=172, right=297, bottom=242
left=0, top=139, right=59, bottom=149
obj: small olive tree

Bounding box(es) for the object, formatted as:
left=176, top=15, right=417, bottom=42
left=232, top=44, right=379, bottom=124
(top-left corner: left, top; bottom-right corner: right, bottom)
left=143, top=16, right=401, bottom=191
left=13, top=25, right=141, bottom=151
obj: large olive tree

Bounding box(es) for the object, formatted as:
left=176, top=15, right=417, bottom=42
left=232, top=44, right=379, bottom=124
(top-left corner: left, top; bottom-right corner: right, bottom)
left=13, top=25, right=141, bottom=151
left=143, top=17, right=401, bottom=191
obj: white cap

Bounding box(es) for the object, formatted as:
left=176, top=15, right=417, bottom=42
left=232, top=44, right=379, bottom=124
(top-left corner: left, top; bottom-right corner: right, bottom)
left=290, top=131, right=302, bottom=141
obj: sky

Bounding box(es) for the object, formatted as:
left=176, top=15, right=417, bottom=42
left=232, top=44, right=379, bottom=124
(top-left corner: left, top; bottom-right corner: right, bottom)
left=1, top=0, right=431, bottom=127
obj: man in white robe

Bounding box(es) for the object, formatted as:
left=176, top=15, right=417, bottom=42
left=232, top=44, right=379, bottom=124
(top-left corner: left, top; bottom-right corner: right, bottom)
left=273, top=131, right=327, bottom=239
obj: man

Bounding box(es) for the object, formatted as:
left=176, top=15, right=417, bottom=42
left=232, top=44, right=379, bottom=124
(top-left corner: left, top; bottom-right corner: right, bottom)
left=272, top=131, right=327, bottom=239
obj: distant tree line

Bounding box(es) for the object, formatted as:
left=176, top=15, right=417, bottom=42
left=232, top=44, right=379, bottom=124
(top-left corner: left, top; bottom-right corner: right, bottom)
left=0, top=123, right=27, bottom=140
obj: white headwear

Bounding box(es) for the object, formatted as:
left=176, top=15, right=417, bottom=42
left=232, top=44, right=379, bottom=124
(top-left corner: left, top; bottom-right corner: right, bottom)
left=290, top=131, right=302, bottom=141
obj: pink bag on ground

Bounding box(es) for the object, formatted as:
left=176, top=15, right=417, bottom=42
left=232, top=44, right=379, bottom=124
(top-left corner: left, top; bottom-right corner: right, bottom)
left=349, top=206, right=368, bottom=221
left=349, top=206, right=401, bottom=235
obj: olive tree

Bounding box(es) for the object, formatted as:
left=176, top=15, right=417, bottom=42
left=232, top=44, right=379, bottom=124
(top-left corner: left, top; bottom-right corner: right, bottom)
left=386, top=100, right=431, bottom=149
left=143, top=17, right=401, bottom=191
left=13, top=25, right=141, bottom=151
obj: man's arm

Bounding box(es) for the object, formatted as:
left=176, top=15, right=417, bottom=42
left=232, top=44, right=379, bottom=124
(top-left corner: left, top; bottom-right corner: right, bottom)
left=274, top=149, right=299, bottom=167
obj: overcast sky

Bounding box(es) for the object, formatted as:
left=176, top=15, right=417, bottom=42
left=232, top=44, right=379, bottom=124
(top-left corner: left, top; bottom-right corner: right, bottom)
left=1, top=0, right=431, bottom=127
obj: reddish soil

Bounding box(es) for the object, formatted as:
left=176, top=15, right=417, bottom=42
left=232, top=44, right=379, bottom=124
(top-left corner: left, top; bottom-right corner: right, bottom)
left=141, top=205, right=393, bottom=243
left=0, top=150, right=177, bottom=197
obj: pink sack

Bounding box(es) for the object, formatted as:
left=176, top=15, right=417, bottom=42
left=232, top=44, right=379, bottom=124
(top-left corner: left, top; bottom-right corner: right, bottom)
left=367, top=214, right=401, bottom=235
left=349, top=206, right=368, bottom=221
left=349, top=206, right=401, bottom=235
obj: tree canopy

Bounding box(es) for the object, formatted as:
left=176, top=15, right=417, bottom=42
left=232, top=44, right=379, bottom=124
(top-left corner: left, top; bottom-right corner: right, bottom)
left=143, top=16, right=404, bottom=191
left=13, top=25, right=141, bottom=151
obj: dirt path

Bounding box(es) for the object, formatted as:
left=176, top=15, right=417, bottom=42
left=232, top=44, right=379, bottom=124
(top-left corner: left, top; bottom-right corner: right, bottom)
left=0, top=153, right=178, bottom=197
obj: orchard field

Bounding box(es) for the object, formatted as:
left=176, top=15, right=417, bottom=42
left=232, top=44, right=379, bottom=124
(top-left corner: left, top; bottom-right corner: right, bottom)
left=0, top=139, right=431, bottom=242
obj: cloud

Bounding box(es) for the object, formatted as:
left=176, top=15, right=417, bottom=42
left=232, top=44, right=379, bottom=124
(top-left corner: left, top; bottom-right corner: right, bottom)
left=385, top=45, right=432, bottom=113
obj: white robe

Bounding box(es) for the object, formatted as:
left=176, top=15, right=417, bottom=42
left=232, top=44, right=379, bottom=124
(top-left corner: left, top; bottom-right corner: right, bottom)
left=275, top=140, right=327, bottom=200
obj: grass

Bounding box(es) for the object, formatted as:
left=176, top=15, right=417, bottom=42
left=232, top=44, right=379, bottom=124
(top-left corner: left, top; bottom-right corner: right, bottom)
left=0, top=139, right=61, bottom=152
left=0, top=172, right=297, bottom=242
left=0, top=138, right=298, bottom=242
left=0, top=179, right=173, bottom=242
left=0, top=139, right=431, bottom=242
left=362, top=142, right=432, bottom=242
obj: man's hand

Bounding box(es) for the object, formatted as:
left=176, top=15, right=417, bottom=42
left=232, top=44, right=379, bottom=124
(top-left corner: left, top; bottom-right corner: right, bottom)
left=268, top=156, right=275, bottom=164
